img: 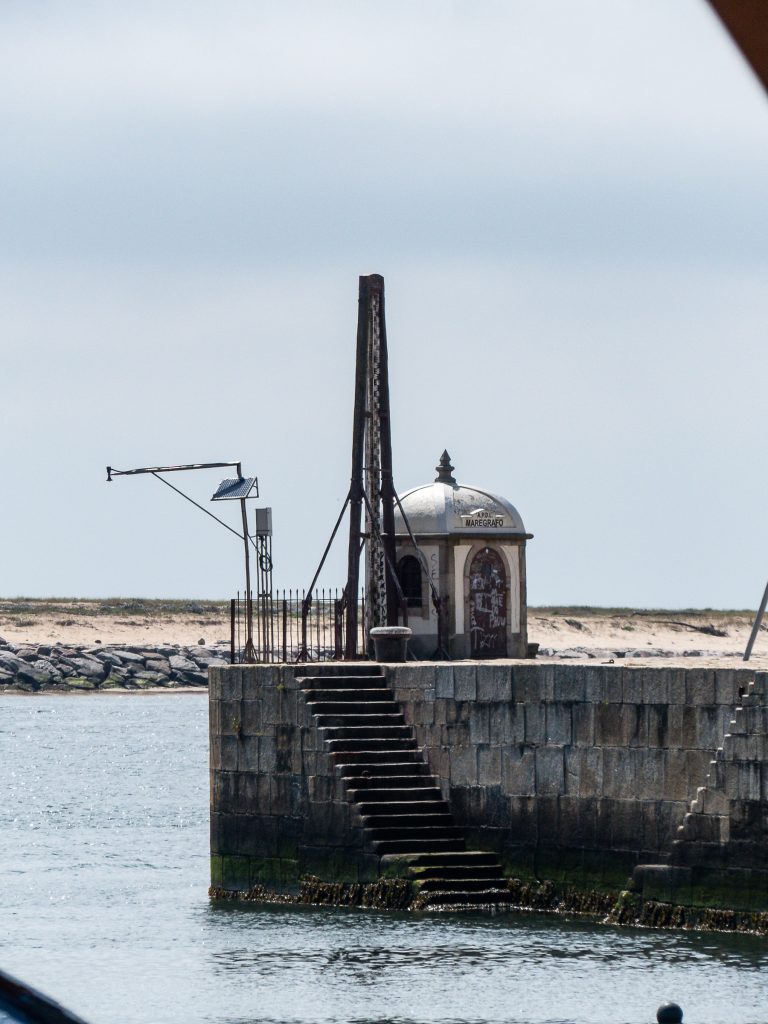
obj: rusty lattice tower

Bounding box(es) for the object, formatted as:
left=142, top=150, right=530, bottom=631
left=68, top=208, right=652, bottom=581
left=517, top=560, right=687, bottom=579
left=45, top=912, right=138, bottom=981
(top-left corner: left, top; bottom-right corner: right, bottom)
left=345, top=274, right=398, bottom=655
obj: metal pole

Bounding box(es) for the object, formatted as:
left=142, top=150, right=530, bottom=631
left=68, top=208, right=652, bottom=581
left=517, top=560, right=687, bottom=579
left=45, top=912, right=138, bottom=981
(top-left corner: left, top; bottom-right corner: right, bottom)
left=240, top=498, right=255, bottom=662
left=345, top=275, right=370, bottom=658
left=376, top=277, right=399, bottom=627
left=230, top=598, right=236, bottom=665
left=744, top=580, right=768, bottom=661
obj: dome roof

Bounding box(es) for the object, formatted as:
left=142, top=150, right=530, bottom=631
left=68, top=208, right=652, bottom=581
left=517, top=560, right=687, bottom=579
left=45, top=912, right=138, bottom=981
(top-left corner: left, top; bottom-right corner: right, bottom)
left=394, top=452, right=530, bottom=539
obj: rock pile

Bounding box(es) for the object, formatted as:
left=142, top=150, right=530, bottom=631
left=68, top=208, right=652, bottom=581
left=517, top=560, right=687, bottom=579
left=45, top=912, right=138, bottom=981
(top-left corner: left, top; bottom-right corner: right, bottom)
left=0, top=639, right=230, bottom=691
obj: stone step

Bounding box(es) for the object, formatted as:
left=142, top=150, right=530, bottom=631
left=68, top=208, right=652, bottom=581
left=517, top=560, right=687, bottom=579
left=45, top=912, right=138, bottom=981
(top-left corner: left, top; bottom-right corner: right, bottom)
left=320, top=725, right=412, bottom=741
left=417, top=889, right=513, bottom=907
left=315, top=713, right=406, bottom=728
left=327, top=737, right=418, bottom=754
left=367, top=825, right=464, bottom=842
left=297, top=665, right=383, bottom=679
left=349, top=786, right=444, bottom=803
left=415, top=877, right=507, bottom=893
left=372, top=838, right=466, bottom=855
left=410, top=864, right=503, bottom=881
left=304, top=688, right=394, bottom=703
left=310, top=701, right=400, bottom=716
left=401, top=851, right=500, bottom=867
left=337, top=761, right=433, bottom=780
left=362, top=812, right=454, bottom=830
left=345, top=774, right=438, bottom=791
left=332, top=749, right=424, bottom=766
left=356, top=800, right=450, bottom=817
left=300, top=675, right=392, bottom=690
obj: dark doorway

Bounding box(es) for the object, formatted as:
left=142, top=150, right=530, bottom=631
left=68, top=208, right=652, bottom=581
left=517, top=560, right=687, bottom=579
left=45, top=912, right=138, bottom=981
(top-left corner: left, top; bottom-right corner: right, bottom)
left=397, top=555, right=423, bottom=608
left=469, top=547, right=507, bottom=658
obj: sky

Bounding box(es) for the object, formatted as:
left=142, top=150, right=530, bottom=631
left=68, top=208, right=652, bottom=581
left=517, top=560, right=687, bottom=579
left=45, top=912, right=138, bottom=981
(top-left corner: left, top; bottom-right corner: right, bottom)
left=2, top=0, right=767, bottom=608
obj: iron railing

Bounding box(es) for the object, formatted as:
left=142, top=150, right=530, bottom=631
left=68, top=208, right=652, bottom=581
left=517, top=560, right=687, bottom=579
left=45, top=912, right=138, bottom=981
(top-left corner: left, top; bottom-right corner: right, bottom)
left=230, top=589, right=368, bottom=664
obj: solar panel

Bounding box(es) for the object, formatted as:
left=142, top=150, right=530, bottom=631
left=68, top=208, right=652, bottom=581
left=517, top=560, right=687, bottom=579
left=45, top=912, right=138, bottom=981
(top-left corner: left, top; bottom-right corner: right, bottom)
left=211, top=476, right=258, bottom=501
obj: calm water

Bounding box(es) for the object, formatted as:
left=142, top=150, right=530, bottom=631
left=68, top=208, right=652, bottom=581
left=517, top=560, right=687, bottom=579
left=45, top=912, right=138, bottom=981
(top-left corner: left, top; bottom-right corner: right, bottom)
left=0, top=695, right=766, bottom=1024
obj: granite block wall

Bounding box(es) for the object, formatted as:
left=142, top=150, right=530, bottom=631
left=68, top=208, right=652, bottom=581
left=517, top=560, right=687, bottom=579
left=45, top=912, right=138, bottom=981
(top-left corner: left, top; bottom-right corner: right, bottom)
left=386, top=663, right=757, bottom=887
left=210, top=662, right=761, bottom=897
left=209, top=665, right=378, bottom=893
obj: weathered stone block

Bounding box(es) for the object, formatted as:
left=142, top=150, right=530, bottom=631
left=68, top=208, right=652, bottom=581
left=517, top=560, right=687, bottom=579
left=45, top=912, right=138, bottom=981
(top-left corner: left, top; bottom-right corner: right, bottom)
left=511, top=664, right=543, bottom=703
left=453, top=664, right=477, bottom=701
left=238, top=815, right=279, bottom=857
left=208, top=698, right=222, bottom=736
left=263, top=685, right=297, bottom=727
left=220, top=735, right=239, bottom=772
left=640, top=669, right=668, bottom=705
left=535, top=746, right=564, bottom=797
left=524, top=703, right=544, bottom=744
left=477, top=665, right=512, bottom=702
left=489, top=703, right=525, bottom=745
left=435, top=665, right=454, bottom=699
left=552, top=665, right=585, bottom=702
left=602, top=747, right=637, bottom=800
left=604, top=669, right=623, bottom=704
left=545, top=702, right=572, bottom=744
left=220, top=667, right=243, bottom=700
left=594, top=703, right=624, bottom=747
left=238, top=771, right=271, bottom=814
left=633, top=747, right=666, bottom=799
left=390, top=664, right=435, bottom=696
left=536, top=796, right=559, bottom=842
left=220, top=854, right=251, bottom=891
left=450, top=744, right=478, bottom=786
left=209, top=668, right=224, bottom=700
left=685, top=669, right=716, bottom=706
left=441, top=721, right=470, bottom=748
left=665, top=704, right=684, bottom=749
left=571, top=702, right=594, bottom=746
left=564, top=747, right=602, bottom=798
left=238, top=735, right=259, bottom=772
left=411, top=699, right=436, bottom=726
left=213, top=770, right=238, bottom=813
left=584, top=667, right=608, bottom=702
left=667, top=669, right=687, bottom=705
left=558, top=795, right=598, bottom=848
left=270, top=774, right=301, bottom=816
left=714, top=669, right=738, bottom=707
left=645, top=703, right=669, bottom=749
left=502, top=745, right=536, bottom=796
left=220, top=699, right=243, bottom=736
left=696, top=705, right=724, bottom=751
left=477, top=744, right=502, bottom=786
left=621, top=668, right=642, bottom=703
left=621, top=703, right=648, bottom=748
left=469, top=704, right=490, bottom=744
left=605, top=798, right=643, bottom=851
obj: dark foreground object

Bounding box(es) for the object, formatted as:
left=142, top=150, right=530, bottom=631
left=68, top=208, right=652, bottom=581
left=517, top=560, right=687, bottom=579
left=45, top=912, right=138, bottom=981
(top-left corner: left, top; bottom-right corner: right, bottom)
left=657, top=1003, right=683, bottom=1024
left=0, top=968, right=90, bottom=1024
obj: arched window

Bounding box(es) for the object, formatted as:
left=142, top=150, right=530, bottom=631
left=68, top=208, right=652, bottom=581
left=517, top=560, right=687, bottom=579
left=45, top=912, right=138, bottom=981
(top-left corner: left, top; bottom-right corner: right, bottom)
left=397, top=555, right=423, bottom=608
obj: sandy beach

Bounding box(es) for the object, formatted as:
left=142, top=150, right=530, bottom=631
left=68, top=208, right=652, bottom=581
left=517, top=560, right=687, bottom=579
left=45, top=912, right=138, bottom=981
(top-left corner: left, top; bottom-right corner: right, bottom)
left=0, top=598, right=766, bottom=669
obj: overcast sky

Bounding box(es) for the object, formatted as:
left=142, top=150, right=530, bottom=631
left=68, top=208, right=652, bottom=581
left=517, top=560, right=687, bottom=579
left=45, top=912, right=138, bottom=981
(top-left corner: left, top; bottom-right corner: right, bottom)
left=2, top=0, right=767, bottom=608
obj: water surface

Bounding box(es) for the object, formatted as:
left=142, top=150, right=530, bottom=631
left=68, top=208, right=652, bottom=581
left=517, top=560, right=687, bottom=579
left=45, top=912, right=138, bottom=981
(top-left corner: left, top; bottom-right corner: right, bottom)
left=0, top=695, right=765, bottom=1024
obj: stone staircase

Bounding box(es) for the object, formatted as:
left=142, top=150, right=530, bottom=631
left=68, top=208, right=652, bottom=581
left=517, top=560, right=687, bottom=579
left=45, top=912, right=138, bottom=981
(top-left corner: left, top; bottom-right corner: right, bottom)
left=673, top=672, right=768, bottom=867
left=298, top=664, right=512, bottom=910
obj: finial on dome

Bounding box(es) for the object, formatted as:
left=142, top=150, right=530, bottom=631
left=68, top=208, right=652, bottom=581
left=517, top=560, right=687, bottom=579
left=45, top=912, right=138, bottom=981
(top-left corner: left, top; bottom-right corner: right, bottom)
left=435, top=450, right=456, bottom=485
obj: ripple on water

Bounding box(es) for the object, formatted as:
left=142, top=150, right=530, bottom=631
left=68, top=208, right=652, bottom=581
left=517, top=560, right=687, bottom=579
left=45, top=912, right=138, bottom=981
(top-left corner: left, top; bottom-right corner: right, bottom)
left=0, top=695, right=766, bottom=1024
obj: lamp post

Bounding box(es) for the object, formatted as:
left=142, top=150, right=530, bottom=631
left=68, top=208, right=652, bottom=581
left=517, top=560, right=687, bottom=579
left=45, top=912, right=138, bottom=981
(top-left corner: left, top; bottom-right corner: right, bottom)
left=106, top=460, right=260, bottom=662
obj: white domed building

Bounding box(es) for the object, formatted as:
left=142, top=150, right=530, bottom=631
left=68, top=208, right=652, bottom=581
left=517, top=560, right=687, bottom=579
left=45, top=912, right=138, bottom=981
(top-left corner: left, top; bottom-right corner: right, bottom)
left=393, top=452, right=533, bottom=659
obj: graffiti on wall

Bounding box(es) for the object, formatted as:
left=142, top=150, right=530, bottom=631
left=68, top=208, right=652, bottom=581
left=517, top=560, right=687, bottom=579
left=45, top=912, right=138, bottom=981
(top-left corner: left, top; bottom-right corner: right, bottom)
left=469, top=547, right=507, bottom=658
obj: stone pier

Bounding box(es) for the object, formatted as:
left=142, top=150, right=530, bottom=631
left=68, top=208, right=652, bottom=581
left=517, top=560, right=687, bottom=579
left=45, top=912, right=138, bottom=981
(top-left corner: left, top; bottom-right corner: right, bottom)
left=209, top=661, right=768, bottom=915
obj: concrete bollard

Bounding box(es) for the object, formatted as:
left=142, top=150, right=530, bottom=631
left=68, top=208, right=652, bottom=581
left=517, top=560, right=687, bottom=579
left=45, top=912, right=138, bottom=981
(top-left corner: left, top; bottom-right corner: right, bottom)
left=369, top=626, right=412, bottom=663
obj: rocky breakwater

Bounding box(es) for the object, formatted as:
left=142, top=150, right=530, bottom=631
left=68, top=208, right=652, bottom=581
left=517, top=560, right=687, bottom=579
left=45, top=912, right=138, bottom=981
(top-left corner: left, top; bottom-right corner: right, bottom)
left=0, top=638, right=229, bottom=691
